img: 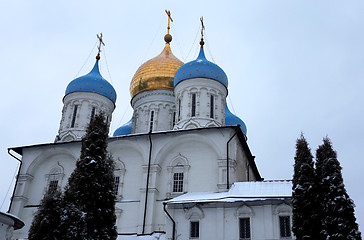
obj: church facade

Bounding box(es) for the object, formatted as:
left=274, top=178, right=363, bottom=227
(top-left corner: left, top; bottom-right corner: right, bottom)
left=8, top=18, right=293, bottom=240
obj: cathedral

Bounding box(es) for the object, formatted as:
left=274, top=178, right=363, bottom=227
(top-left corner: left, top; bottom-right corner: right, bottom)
left=8, top=13, right=293, bottom=240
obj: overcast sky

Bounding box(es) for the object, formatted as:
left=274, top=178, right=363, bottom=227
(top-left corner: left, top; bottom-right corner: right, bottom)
left=1, top=0, right=363, bottom=232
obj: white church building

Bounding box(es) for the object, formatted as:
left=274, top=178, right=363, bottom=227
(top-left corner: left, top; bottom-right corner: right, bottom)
left=7, top=17, right=294, bottom=240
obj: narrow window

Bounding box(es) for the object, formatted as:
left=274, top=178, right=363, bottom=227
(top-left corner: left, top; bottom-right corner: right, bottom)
left=178, top=99, right=181, bottom=121
left=71, top=105, right=78, bottom=128
left=172, top=112, right=176, bottom=127
left=191, top=93, right=196, bottom=117
left=239, top=218, right=251, bottom=240
left=210, top=95, right=214, bottom=119
left=90, top=107, right=96, bottom=122
left=279, top=216, right=291, bottom=237
left=48, top=180, right=58, bottom=194
left=190, top=221, right=199, bottom=238
left=149, top=111, right=154, bottom=132
left=113, top=176, right=120, bottom=195
left=173, top=172, right=184, bottom=192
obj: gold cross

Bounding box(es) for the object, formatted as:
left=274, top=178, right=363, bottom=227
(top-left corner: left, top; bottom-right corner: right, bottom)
left=165, top=10, right=173, bottom=34
left=96, top=33, right=105, bottom=59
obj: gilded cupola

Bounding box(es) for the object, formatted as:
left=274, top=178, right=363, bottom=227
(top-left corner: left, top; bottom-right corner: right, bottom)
left=129, top=12, right=183, bottom=99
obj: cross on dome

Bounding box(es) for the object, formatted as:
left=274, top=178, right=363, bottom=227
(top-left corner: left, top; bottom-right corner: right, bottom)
left=96, top=33, right=105, bottom=60
left=164, top=10, right=173, bottom=44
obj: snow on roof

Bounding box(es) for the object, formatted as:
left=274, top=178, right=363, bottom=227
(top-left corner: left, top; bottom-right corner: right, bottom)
left=117, top=233, right=165, bottom=240
left=0, top=211, right=25, bottom=230
left=167, top=180, right=292, bottom=204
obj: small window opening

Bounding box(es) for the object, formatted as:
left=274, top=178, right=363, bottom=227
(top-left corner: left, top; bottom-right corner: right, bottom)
left=239, top=218, right=251, bottom=240
left=173, top=172, right=184, bottom=192
left=48, top=180, right=58, bottom=194
left=172, top=112, right=176, bottom=127
left=149, top=111, right=154, bottom=132
left=178, top=99, right=181, bottom=121
left=71, top=105, right=78, bottom=128
left=191, top=93, right=196, bottom=117
left=279, top=216, right=291, bottom=237
left=210, top=95, right=214, bottom=119
left=90, top=107, right=96, bottom=122
left=190, top=221, right=199, bottom=238
left=113, top=176, right=120, bottom=195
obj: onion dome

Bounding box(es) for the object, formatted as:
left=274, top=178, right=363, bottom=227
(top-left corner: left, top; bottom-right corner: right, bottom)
left=113, top=118, right=132, bottom=136
left=174, top=46, right=228, bottom=88
left=225, top=104, right=247, bottom=135
left=129, top=41, right=183, bottom=98
left=65, top=60, right=117, bottom=103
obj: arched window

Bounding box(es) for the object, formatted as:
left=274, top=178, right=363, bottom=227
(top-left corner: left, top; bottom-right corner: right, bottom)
left=113, top=160, right=126, bottom=201
left=274, top=203, right=293, bottom=238
left=70, top=105, right=78, bottom=128
left=191, top=93, right=196, bottom=117
left=235, top=205, right=254, bottom=240
left=45, top=164, right=64, bottom=194
left=167, top=154, right=190, bottom=197
left=186, top=206, right=204, bottom=239
left=210, top=94, right=214, bottom=119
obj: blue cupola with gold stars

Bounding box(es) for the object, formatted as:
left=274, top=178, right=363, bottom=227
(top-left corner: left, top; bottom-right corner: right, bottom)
left=65, top=59, right=116, bottom=104
left=225, top=104, right=247, bottom=136
left=113, top=119, right=132, bottom=136
left=56, top=34, right=117, bottom=143
left=174, top=45, right=228, bottom=88
left=174, top=19, right=228, bottom=130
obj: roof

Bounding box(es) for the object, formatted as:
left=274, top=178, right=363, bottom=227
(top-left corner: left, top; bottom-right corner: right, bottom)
left=9, top=126, right=262, bottom=180
left=65, top=60, right=117, bottom=103
left=174, top=47, right=228, bottom=88
left=0, top=211, right=25, bottom=230
left=166, top=180, right=292, bottom=204
left=117, top=233, right=165, bottom=240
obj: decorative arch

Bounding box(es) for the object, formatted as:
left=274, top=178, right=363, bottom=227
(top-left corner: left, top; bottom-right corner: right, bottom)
left=235, top=204, right=255, bottom=218
left=26, top=148, right=77, bottom=177
left=60, top=131, right=77, bottom=142
left=107, top=140, right=146, bottom=162
left=185, top=122, right=199, bottom=129
left=185, top=206, right=204, bottom=220
left=155, top=133, right=223, bottom=166
left=170, top=154, right=189, bottom=167
left=274, top=203, right=292, bottom=215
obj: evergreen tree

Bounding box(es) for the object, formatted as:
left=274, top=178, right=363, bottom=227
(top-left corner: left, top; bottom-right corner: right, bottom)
left=28, top=189, right=63, bottom=240
left=292, top=134, right=321, bottom=240
left=316, top=137, right=361, bottom=240
left=59, top=113, right=117, bottom=240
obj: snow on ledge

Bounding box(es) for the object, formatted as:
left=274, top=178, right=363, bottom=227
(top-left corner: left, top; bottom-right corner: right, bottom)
left=166, top=180, right=292, bottom=204
left=117, top=232, right=165, bottom=240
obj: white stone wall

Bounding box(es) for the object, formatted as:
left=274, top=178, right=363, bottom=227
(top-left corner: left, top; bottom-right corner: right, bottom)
left=174, top=78, right=227, bottom=130
left=10, top=127, right=258, bottom=239
left=165, top=201, right=294, bottom=240
left=131, top=89, right=176, bottom=134
left=57, top=92, right=115, bottom=142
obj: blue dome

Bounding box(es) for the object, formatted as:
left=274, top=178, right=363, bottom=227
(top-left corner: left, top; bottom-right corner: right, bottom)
left=174, top=47, right=228, bottom=88
left=65, top=61, right=117, bottom=103
left=225, top=104, right=247, bottom=135
left=113, top=118, right=132, bottom=136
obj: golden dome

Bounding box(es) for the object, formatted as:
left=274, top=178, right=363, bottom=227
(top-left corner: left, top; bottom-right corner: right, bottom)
left=130, top=43, right=183, bottom=98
